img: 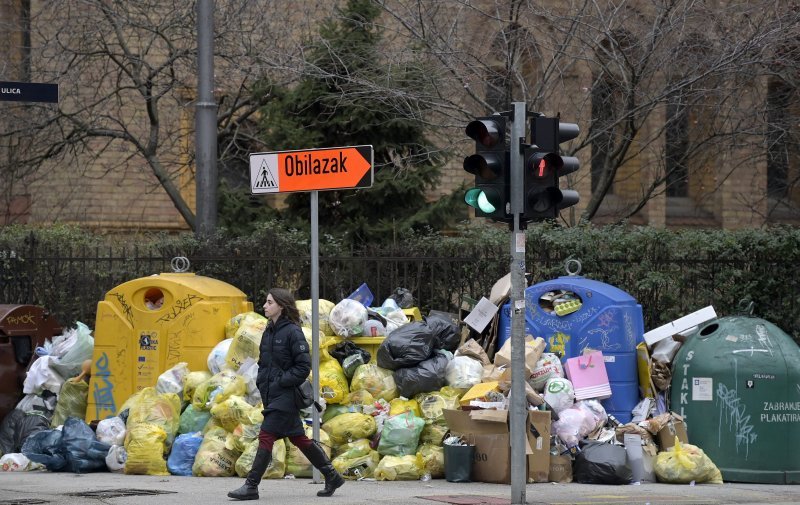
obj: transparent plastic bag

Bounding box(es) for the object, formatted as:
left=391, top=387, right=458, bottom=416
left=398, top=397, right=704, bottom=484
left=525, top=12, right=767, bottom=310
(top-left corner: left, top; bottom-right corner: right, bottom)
left=156, top=362, right=189, bottom=396
left=50, top=322, right=94, bottom=379
left=329, top=299, right=368, bottom=338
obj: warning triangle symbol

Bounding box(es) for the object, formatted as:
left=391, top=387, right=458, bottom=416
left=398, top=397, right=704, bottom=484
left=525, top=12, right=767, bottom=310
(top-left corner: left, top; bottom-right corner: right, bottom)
left=253, top=159, right=278, bottom=190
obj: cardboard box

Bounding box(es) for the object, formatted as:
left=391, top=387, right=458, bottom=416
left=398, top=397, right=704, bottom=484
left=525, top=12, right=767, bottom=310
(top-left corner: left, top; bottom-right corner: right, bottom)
left=526, top=410, right=551, bottom=483
left=636, top=342, right=657, bottom=399
left=459, top=381, right=500, bottom=406
left=443, top=409, right=531, bottom=484
left=643, top=306, right=716, bottom=346
left=656, top=413, right=689, bottom=450
left=548, top=454, right=573, bottom=483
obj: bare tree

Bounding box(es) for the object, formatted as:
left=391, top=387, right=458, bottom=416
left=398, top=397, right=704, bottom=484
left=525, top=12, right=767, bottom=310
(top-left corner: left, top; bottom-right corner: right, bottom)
left=376, top=0, right=800, bottom=226
left=0, top=0, right=325, bottom=230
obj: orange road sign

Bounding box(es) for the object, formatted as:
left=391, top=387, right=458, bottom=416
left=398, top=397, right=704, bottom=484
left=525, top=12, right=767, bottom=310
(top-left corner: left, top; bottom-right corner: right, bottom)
left=250, top=145, right=373, bottom=194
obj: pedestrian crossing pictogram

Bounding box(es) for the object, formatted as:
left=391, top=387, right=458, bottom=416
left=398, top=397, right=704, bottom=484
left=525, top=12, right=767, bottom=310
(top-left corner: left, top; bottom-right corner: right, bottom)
left=252, top=157, right=278, bottom=192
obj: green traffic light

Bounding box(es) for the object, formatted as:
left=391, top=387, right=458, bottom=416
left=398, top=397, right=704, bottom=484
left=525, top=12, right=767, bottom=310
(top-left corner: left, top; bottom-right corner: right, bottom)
left=465, top=188, right=497, bottom=213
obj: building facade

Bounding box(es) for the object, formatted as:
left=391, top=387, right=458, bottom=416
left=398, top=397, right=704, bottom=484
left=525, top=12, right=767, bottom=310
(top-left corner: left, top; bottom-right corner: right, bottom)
left=1, top=0, right=797, bottom=231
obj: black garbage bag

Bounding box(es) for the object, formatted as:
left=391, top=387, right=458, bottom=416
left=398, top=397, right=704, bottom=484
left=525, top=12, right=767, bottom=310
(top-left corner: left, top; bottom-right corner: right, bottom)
left=0, top=409, right=50, bottom=455
left=393, top=351, right=450, bottom=398
left=329, top=341, right=372, bottom=367
left=573, top=441, right=633, bottom=485
left=390, top=287, right=414, bottom=309
left=61, top=416, right=111, bottom=473
left=426, top=314, right=461, bottom=352
left=21, top=428, right=67, bottom=471
left=376, top=321, right=436, bottom=370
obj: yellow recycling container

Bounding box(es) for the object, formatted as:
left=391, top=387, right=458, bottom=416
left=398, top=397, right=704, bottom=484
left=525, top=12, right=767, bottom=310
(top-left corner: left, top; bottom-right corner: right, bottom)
left=86, top=273, right=252, bottom=422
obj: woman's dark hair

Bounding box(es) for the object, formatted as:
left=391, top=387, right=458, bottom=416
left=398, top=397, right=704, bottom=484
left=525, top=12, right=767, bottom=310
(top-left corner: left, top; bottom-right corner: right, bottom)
left=269, top=287, right=301, bottom=325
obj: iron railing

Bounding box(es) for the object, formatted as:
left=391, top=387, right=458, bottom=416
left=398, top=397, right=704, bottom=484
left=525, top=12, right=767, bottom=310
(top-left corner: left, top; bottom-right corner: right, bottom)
left=1, top=240, right=798, bottom=342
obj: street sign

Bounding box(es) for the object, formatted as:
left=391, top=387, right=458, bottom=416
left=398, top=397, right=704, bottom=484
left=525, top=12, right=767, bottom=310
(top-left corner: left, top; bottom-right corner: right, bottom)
left=0, top=81, right=58, bottom=103
left=249, top=145, right=373, bottom=194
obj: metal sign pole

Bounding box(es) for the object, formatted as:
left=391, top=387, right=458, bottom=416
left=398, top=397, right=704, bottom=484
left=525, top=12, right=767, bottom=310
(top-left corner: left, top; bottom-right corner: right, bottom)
left=310, top=190, right=321, bottom=483
left=509, top=101, right=527, bottom=505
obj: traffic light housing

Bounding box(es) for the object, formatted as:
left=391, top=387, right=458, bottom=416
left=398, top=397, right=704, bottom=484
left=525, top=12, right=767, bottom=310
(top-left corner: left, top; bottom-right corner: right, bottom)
left=464, top=116, right=510, bottom=221
left=522, top=116, right=580, bottom=222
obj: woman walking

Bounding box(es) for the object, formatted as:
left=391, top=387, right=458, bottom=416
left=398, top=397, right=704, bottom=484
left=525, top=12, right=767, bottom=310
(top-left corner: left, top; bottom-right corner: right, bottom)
left=228, top=288, right=344, bottom=500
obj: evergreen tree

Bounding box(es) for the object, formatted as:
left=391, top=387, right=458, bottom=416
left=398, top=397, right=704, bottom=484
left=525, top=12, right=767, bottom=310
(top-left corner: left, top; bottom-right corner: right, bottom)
left=255, top=0, right=463, bottom=244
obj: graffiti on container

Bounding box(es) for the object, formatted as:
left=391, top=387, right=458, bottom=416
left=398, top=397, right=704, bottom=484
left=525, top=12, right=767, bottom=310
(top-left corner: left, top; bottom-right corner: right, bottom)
left=5, top=313, right=35, bottom=325
left=166, top=331, right=182, bottom=365
left=754, top=324, right=774, bottom=356
left=569, top=305, right=599, bottom=326
left=109, top=292, right=134, bottom=326
left=548, top=332, right=570, bottom=358
left=716, top=363, right=757, bottom=458
left=156, top=293, right=202, bottom=323
left=623, top=311, right=637, bottom=348
left=93, top=351, right=117, bottom=420
left=587, top=326, right=621, bottom=351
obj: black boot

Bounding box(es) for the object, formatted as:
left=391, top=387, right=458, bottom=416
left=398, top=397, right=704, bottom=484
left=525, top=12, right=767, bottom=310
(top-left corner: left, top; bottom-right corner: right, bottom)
left=228, top=447, right=272, bottom=500
left=301, top=441, right=344, bottom=497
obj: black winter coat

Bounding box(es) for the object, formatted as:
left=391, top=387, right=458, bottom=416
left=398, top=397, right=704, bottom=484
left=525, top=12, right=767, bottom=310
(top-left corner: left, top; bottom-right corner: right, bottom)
left=256, top=316, right=311, bottom=413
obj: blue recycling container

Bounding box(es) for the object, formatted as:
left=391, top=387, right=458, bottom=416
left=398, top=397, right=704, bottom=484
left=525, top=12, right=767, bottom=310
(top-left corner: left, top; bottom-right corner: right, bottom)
left=499, top=276, right=645, bottom=423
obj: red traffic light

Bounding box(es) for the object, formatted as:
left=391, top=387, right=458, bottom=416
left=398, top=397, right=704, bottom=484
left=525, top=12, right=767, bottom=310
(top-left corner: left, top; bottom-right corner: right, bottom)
left=527, top=152, right=563, bottom=178
left=466, top=118, right=504, bottom=148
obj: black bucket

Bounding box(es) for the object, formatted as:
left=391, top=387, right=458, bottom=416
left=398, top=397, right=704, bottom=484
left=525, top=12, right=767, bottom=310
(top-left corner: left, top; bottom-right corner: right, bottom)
left=444, top=444, right=474, bottom=483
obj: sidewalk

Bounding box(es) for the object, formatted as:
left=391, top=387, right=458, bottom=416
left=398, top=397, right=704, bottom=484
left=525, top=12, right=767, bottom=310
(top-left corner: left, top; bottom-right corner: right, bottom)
left=0, top=471, right=797, bottom=505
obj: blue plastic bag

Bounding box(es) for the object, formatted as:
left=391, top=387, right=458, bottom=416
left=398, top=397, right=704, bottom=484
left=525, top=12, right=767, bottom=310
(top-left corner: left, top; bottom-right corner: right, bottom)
left=167, top=432, right=204, bottom=476
left=62, top=416, right=110, bottom=473
left=347, top=283, right=374, bottom=308
left=22, top=429, right=67, bottom=471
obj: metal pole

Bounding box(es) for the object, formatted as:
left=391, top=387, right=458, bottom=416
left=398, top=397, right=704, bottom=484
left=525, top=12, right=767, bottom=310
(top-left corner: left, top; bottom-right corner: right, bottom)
left=195, top=0, right=217, bottom=237
left=310, top=190, right=321, bottom=483
left=509, top=101, right=527, bottom=505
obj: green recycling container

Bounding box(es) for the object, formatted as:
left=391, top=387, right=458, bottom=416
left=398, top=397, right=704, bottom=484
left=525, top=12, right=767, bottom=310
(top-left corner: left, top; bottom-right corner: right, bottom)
left=670, top=312, right=800, bottom=484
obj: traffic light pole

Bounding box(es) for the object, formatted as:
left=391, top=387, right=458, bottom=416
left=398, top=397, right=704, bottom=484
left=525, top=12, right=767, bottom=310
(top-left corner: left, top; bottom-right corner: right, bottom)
left=509, top=102, right=527, bottom=505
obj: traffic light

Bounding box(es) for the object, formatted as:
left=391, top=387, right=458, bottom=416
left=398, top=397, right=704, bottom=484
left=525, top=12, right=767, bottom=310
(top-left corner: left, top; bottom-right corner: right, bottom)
left=522, top=116, right=580, bottom=222
left=464, top=116, right=510, bottom=221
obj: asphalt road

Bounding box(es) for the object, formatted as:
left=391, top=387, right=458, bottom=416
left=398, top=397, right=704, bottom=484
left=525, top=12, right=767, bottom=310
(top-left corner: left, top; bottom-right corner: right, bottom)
left=0, top=472, right=797, bottom=505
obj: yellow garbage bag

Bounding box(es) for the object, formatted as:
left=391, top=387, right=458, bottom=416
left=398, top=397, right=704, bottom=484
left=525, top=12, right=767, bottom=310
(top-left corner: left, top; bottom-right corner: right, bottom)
left=183, top=371, right=212, bottom=403
left=374, top=454, right=425, bottom=481
left=345, top=390, right=375, bottom=411
left=332, top=438, right=373, bottom=458
left=125, top=387, right=181, bottom=449
left=418, top=444, right=445, bottom=478
left=654, top=438, right=723, bottom=484
left=123, top=423, right=169, bottom=476
left=350, top=364, right=398, bottom=402
left=225, top=313, right=268, bottom=371
left=414, top=387, right=461, bottom=425
left=210, top=395, right=263, bottom=432
left=419, top=421, right=448, bottom=446
left=51, top=378, right=89, bottom=428
left=332, top=448, right=380, bottom=480
left=389, top=397, right=421, bottom=418
left=296, top=299, right=336, bottom=335
left=226, top=422, right=261, bottom=453
left=318, top=359, right=349, bottom=405
left=192, top=427, right=241, bottom=477
left=192, top=370, right=247, bottom=410
left=284, top=425, right=332, bottom=477
left=225, top=311, right=266, bottom=340
left=235, top=438, right=286, bottom=479
left=322, top=412, right=377, bottom=446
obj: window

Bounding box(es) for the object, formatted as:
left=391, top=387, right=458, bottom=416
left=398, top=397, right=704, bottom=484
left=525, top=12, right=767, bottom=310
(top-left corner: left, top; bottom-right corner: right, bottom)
left=766, top=78, right=793, bottom=199
left=665, top=95, right=689, bottom=197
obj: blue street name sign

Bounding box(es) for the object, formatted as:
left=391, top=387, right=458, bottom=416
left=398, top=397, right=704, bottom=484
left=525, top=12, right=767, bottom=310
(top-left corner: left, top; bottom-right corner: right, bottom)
left=0, top=81, right=58, bottom=103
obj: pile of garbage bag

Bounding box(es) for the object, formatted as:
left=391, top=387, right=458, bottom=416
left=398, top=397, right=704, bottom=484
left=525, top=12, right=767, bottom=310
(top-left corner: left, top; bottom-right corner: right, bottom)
left=0, top=284, right=727, bottom=487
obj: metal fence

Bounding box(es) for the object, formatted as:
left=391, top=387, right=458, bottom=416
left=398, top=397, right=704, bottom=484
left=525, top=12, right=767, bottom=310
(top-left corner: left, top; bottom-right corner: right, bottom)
left=1, top=239, right=798, bottom=341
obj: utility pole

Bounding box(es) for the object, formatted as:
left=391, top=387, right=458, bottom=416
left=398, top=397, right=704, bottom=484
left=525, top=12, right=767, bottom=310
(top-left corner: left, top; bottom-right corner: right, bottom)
left=195, top=0, right=218, bottom=237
